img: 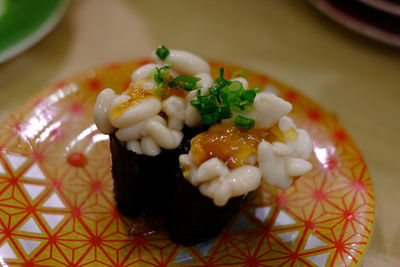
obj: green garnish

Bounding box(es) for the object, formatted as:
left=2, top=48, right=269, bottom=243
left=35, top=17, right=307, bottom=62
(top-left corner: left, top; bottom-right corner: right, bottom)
left=155, top=45, right=170, bottom=60
left=231, top=70, right=246, bottom=78
left=190, top=67, right=259, bottom=128
left=150, top=61, right=201, bottom=96
left=234, top=115, right=255, bottom=130
left=209, top=68, right=232, bottom=96
left=151, top=46, right=258, bottom=129
left=151, top=63, right=173, bottom=96
left=169, top=76, right=201, bottom=91
left=155, top=86, right=166, bottom=97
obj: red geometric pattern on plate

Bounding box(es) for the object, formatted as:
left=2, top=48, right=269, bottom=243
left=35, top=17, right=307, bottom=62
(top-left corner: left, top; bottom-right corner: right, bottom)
left=0, top=60, right=374, bottom=266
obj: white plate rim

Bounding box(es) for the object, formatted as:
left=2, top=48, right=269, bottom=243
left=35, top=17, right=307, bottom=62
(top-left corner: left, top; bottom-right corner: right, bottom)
left=308, top=0, right=400, bottom=47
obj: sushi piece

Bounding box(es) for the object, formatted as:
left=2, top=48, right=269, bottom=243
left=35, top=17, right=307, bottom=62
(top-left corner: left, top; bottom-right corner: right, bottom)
left=93, top=46, right=213, bottom=217
left=166, top=69, right=314, bottom=245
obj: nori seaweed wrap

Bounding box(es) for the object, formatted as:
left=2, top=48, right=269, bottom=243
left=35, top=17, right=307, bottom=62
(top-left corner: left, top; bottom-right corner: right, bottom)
left=166, top=176, right=250, bottom=246
left=110, top=134, right=179, bottom=217
left=165, top=127, right=251, bottom=246
left=109, top=126, right=207, bottom=218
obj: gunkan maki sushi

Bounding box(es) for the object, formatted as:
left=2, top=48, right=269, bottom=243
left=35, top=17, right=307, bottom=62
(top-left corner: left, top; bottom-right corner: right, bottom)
left=93, top=46, right=314, bottom=245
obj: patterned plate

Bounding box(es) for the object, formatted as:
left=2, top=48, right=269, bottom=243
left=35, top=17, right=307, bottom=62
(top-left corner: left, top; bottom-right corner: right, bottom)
left=0, top=60, right=374, bottom=266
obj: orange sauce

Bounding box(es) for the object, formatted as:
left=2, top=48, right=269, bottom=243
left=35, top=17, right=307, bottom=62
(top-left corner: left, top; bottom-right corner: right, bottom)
left=110, top=79, right=188, bottom=119
left=110, top=83, right=157, bottom=119
left=190, top=122, right=284, bottom=169
left=162, top=86, right=188, bottom=100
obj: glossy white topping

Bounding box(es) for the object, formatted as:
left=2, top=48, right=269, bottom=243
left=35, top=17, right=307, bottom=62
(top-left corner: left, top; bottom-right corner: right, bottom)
left=126, top=140, right=142, bottom=154
left=257, top=116, right=313, bottom=189
left=162, top=96, right=185, bottom=130
left=152, top=49, right=210, bottom=75
left=285, top=158, right=312, bottom=177
left=258, top=140, right=292, bottom=189
left=115, top=115, right=166, bottom=142
left=191, top=157, right=230, bottom=186
left=279, top=116, right=313, bottom=159
left=131, top=63, right=159, bottom=83
left=141, top=120, right=183, bottom=149
left=235, top=92, right=292, bottom=127
left=196, top=73, right=213, bottom=90
left=184, top=104, right=202, bottom=128
left=141, top=136, right=161, bottom=156
left=180, top=115, right=313, bottom=205
left=94, top=49, right=213, bottom=156
left=199, top=165, right=261, bottom=206
left=109, top=97, right=162, bottom=128
left=93, top=88, right=116, bottom=134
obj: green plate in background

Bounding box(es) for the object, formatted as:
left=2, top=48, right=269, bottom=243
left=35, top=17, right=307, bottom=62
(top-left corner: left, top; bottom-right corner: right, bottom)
left=0, top=0, right=69, bottom=63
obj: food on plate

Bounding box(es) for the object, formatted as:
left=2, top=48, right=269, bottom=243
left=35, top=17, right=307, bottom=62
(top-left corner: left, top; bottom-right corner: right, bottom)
left=93, top=46, right=313, bottom=244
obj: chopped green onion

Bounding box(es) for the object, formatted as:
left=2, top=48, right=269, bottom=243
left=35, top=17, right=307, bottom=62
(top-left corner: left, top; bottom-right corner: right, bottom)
left=190, top=99, right=200, bottom=108
left=198, top=95, right=218, bottom=114
left=155, top=45, right=170, bottom=60
left=151, top=63, right=174, bottom=96
left=209, top=85, right=221, bottom=96
left=231, top=70, right=246, bottom=78
left=169, top=75, right=201, bottom=91
left=215, top=68, right=232, bottom=86
left=219, top=106, right=231, bottom=119
left=153, top=68, right=164, bottom=84
left=234, top=115, right=255, bottom=130
left=202, top=110, right=219, bottom=125
left=241, top=89, right=256, bottom=103
left=188, top=67, right=259, bottom=129
left=155, top=87, right=166, bottom=96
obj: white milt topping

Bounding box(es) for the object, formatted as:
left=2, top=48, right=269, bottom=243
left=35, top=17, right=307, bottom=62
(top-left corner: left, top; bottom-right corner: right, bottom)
left=152, top=49, right=210, bottom=75
left=115, top=115, right=166, bottom=141
left=126, top=140, right=142, bottom=154
left=162, top=96, right=186, bottom=130
left=180, top=113, right=313, bottom=206
left=141, top=120, right=183, bottom=149
left=184, top=104, right=202, bottom=128
left=188, top=157, right=230, bottom=186
left=200, top=165, right=261, bottom=207
left=279, top=116, right=313, bottom=159
left=131, top=63, right=179, bottom=85
left=94, top=48, right=211, bottom=156
left=180, top=154, right=261, bottom=206
left=195, top=73, right=213, bottom=90
left=131, top=63, right=159, bottom=83
left=93, top=88, right=116, bottom=134
left=257, top=115, right=312, bottom=189
left=109, top=97, right=162, bottom=128
left=141, top=136, right=161, bottom=156
left=235, top=92, right=292, bottom=127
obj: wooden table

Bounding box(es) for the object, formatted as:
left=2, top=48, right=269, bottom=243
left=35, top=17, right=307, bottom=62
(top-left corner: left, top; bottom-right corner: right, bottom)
left=0, top=0, right=399, bottom=265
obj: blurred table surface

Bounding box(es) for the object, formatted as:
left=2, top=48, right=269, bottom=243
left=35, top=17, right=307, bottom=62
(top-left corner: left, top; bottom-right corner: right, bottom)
left=0, top=0, right=399, bottom=266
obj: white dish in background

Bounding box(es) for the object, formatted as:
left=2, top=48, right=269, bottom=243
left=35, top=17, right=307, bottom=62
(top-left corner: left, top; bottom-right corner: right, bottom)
left=357, top=0, right=400, bottom=16
left=308, top=0, right=400, bottom=48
